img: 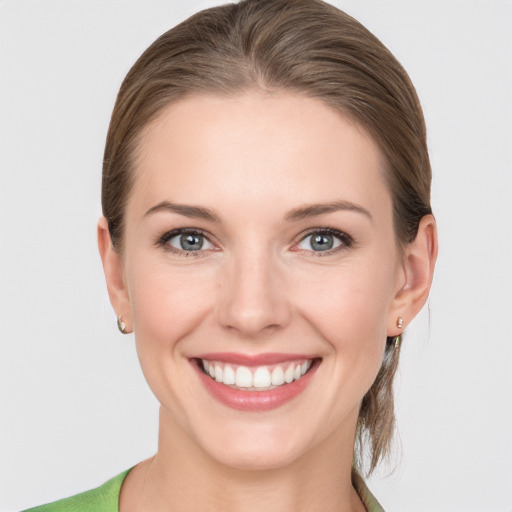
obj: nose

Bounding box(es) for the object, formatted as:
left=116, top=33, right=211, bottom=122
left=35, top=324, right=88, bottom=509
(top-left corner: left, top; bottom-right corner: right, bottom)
left=216, top=250, right=291, bottom=338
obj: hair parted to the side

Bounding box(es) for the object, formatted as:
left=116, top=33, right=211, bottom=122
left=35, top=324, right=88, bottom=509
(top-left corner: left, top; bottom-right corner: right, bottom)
left=102, top=0, right=432, bottom=474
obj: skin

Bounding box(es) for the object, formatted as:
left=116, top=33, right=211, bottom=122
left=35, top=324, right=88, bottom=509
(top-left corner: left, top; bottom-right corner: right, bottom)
left=98, top=92, right=437, bottom=512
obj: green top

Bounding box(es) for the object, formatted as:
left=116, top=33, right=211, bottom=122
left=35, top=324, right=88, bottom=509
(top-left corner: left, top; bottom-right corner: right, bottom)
left=352, top=471, right=386, bottom=512
left=21, top=470, right=131, bottom=512
left=22, top=468, right=385, bottom=512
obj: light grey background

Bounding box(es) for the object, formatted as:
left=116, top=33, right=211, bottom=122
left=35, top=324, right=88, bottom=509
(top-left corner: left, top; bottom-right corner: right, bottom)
left=1, top=1, right=511, bottom=511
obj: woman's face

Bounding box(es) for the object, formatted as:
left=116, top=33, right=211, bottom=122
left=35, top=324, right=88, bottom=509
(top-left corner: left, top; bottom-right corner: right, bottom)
left=117, top=92, right=406, bottom=469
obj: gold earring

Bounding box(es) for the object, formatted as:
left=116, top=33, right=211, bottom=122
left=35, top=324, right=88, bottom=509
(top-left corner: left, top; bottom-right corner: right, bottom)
left=117, top=315, right=127, bottom=334
left=394, top=335, right=401, bottom=348
left=397, top=317, right=404, bottom=329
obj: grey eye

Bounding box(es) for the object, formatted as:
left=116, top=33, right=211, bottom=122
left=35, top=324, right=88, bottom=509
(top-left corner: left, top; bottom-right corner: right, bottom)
left=168, top=233, right=213, bottom=252
left=298, top=232, right=342, bottom=252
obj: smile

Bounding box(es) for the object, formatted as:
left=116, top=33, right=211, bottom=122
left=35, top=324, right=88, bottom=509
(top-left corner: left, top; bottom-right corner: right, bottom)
left=193, top=354, right=320, bottom=411
left=201, top=359, right=313, bottom=390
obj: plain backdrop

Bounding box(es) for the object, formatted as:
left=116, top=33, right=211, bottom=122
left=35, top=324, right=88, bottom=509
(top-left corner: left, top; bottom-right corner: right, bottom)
left=1, top=1, right=511, bottom=511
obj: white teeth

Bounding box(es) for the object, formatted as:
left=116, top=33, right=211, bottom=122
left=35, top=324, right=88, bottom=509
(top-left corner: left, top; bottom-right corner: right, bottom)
left=253, top=367, right=271, bottom=388
left=235, top=366, right=253, bottom=388
left=201, top=359, right=314, bottom=389
left=271, top=366, right=285, bottom=386
left=284, top=364, right=295, bottom=384
left=223, top=365, right=235, bottom=385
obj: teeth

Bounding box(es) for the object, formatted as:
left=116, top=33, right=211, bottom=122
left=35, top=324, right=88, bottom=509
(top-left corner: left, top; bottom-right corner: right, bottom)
left=223, top=365, right=235, bottom=385
left=201, top=359, right=313, bottom=390
left=284, top=364, right=294, bottom=384
left=301, top=360, right=312, bottom=375
left=253, top=367, right=271, bottom=388
left=271, top=366, right=285, bottom=386
left=235, top=366, right=253, bottom=388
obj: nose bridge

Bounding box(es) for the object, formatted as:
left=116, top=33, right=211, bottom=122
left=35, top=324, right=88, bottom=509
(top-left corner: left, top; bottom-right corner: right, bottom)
left=217, top=242, right=290, bottom=336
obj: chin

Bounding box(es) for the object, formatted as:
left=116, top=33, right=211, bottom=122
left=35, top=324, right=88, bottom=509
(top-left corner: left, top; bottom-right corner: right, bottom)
left=191, top=418, right=318, bottom=472
left=208, top=439, right=304, bottom=471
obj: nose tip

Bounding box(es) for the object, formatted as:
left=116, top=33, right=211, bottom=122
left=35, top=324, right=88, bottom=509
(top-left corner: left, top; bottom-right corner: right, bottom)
left=216, top=259, right=290, bottom=337
left=222, top=305, right=283, bottom=337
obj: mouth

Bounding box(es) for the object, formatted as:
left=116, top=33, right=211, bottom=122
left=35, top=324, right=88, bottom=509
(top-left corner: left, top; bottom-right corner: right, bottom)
left=191, top=354, right=320, bottom=411
left=199, top=358, right=313, bottom=391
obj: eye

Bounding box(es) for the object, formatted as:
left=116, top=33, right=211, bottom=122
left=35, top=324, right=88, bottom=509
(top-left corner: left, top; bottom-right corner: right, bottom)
left=296, top=229, right=352, bottom=253
left=159, top=230, right=215, bottom=254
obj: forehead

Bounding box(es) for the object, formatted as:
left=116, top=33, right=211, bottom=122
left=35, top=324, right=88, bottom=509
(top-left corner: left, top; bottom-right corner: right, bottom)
left=129, top=92, right=390, bottom=219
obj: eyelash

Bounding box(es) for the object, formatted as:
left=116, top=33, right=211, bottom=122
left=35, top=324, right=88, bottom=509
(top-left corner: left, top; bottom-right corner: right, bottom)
left=156, top=227, right=354, bottom=257
left=293, top=228, right=354, bottom=257
left=156, top=228, right=213, bottom=257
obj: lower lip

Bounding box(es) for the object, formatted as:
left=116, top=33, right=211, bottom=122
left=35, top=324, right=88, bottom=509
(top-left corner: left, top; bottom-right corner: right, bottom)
left=192, top=359, right=320, bottom=412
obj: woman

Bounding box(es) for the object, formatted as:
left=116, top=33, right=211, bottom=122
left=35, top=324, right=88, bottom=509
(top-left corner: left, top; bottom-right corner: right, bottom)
left=23, top=0, right=437, bottom=510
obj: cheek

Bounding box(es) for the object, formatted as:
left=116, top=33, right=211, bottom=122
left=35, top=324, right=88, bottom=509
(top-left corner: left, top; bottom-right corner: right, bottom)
left=296, top=262, right=394, bottom=339
left=125, top=258, right=219, bottom=426
left=127, top=257, right=215, bottom=353
left=291, top=258, right=396, bottom=383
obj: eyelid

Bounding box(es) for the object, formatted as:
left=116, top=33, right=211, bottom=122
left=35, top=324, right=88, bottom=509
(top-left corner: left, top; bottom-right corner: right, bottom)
left=155, top=226, right=353, bottom=256
left=156, top=228, right=218, bottom=255
left=291, top=227, right=354, bottom=255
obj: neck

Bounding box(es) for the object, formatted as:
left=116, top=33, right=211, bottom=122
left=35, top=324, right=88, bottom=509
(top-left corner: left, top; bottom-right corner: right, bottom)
left=121, top=407, right=365, bottom=512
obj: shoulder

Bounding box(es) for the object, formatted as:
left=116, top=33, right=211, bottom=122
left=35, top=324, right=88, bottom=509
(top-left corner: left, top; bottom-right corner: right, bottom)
left=21, top=469, right=131, bottom=512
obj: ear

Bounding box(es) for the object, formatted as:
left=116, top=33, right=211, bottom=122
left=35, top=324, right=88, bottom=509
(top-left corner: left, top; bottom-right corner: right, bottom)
left=97, top=216, right=132, bottom=332
left=387, top=214, right=438, bottom=337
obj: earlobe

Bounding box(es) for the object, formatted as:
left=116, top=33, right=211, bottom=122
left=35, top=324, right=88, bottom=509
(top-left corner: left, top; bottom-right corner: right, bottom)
left=388, top=214, right=438, bottom=336
left=97, top=217, right=132, bottom=331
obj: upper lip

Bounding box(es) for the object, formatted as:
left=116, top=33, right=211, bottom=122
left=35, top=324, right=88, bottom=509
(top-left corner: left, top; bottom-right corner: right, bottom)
left=194, top=352, right=318, bottom=366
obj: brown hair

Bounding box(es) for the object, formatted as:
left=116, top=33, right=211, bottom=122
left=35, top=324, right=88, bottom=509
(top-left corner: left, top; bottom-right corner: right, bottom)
left=102, top=0, right=432, bottom=474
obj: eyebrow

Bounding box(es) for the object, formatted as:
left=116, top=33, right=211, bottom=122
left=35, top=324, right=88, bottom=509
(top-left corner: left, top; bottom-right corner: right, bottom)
left=144, top=201, right=220, bottom=222
left=144, top=199, right=372, bottom=223
left=285, top=201, right=372, bottom=222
